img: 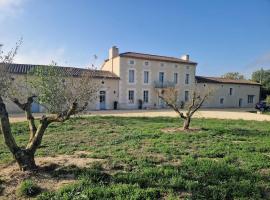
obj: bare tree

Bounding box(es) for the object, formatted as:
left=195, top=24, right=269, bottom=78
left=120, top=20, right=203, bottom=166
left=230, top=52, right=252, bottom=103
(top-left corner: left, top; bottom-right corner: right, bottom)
left=156, top=87, right=210, bottom=130
left=0, top=43, right=100, bottom=171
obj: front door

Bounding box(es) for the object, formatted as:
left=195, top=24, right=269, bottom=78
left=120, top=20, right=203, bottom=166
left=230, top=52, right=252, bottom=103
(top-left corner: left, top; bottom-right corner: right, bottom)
left=31, top=100, right=40, bottom=113
left=239, top=98, right=243, bottom=107
left=159, top=97, right=165, bottom=108
left=100, top=91, right=106, bottom=110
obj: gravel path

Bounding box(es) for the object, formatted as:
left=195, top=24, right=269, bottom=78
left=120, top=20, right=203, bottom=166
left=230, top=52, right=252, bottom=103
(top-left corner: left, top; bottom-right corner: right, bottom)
left=89, top=109, right=270, bottom=121
left=9, top=108, right=270, bottom=123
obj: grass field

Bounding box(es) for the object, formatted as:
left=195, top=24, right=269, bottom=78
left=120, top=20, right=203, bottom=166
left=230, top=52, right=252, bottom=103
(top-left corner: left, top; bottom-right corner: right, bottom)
left=1, top=116, right=270, bottom=199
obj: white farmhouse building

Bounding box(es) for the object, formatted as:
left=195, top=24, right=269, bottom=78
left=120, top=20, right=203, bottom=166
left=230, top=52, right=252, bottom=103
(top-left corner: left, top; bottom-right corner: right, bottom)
left=1, top=46, right=261, bottom=113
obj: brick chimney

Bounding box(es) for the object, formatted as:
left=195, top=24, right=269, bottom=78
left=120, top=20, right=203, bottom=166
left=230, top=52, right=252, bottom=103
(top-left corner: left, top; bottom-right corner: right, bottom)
left=181, top=54, right=190, bottom=61
left=109, top=46, right=119, bottom=59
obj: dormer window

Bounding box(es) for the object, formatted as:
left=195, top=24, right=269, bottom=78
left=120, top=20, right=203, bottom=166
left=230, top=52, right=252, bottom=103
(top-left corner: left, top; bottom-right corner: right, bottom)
left=144, top=61, right=149, bottom=66
left=129, top=60, right=135, bottom=65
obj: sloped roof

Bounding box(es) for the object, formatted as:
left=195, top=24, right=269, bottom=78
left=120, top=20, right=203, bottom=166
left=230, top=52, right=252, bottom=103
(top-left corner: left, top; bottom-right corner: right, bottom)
left=0, top=63, right=120, bottom=79
left=196, top=76, right=261, bottom=86
left=119, top=52, right=197, bottom=65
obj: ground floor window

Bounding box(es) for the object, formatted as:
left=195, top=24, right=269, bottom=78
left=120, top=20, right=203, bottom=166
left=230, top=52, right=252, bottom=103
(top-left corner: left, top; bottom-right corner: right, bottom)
left=220, top=98, right=224, bottom=104
left=128, top=90, right=135, bottom=104
left=185, top=91, right=189, bottom=102
left=143, top=90, right=149, bottom=103
left=248, top=95, right=254, bottom=103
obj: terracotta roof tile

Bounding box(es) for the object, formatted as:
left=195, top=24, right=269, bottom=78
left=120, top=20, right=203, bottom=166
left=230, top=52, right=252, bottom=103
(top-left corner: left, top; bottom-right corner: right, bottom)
left=119, top=52, right=197, bottom=65
left=196, top=76, right=261, bottom=86
left=0, top=63, right=120, bottom=79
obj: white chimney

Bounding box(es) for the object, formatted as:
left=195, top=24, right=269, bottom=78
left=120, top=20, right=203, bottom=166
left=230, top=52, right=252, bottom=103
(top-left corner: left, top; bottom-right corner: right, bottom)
left=109, top=46, right=119, bottom=59
left=181, top=54, right=189, bottom=61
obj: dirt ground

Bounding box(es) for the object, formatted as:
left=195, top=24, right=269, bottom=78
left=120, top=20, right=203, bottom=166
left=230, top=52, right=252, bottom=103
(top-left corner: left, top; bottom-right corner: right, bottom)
left=0, top=151, right=104, bottom=200
left=9, top=108, right=270, bottom=123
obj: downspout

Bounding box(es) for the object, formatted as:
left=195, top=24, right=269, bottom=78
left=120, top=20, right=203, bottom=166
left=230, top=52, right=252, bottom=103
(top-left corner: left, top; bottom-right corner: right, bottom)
left=112, top=57, right=114, bottom=73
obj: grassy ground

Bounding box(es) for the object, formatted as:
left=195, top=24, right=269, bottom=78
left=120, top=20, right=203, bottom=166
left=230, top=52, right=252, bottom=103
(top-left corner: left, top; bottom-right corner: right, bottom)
left=1, top=116, right=270, bottom=199
left=263, top=111, right=270, bottom=115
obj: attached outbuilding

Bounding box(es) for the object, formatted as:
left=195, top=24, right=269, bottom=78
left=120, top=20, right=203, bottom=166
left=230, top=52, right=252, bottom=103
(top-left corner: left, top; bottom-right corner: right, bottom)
left=1, top=63, right=120, bottom=113
left=196, top=76, right=261, bottom=108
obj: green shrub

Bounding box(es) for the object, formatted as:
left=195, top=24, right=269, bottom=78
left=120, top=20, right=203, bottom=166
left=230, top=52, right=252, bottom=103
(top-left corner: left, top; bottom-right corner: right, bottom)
left=266, top=96, right=270, bottom=104
left=16, top=179, right=41, bottom=197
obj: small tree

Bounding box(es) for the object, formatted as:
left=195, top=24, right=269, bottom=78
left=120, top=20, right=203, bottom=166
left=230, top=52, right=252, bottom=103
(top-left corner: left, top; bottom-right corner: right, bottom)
left=266, top=96, right=270, bottom=105
left=222, top=72, right=245, bottom=80
left=156, top=87, right=210, bottom=130
left=0, top=43, right=99, bottom=171
left=252, top=69, right=270, bottom=99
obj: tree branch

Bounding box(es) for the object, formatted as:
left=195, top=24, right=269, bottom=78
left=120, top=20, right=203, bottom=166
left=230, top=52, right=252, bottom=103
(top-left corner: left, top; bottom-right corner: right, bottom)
left=47, top=101, right=79, bottom=123
left=26, top=101, right=86, bottom=152
left=12, top=96, right=37, bottom=141
left=186, top=92, right=196, bottom=117
left=158, top=94, right=186, bottom=119
left=26, top=116, right=49, bottom=152
left=0, top=97, right=20, bottom=154
left=190, top=94, right=208, bottom=117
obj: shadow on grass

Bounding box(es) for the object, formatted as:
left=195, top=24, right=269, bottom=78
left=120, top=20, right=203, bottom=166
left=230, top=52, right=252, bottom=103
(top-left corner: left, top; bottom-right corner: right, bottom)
left=38, top=158, right=268, bottom=200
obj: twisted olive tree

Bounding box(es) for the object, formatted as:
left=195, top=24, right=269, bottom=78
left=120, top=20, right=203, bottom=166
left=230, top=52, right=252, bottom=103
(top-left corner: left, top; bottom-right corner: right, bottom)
left=156, top=87, right=210, bottom=130
left=0, top=44, right=99, bottom=171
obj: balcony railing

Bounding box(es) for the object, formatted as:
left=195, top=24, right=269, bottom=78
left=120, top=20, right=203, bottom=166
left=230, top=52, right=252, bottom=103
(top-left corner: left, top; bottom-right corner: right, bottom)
left=154, top=81, right=176, bottom=88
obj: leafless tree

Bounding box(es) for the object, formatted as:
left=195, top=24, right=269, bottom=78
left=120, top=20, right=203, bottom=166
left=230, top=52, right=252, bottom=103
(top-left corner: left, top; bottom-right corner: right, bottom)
left=156, top=87, right=211, bottom=130
left=0, top=42, right=100, bottom=171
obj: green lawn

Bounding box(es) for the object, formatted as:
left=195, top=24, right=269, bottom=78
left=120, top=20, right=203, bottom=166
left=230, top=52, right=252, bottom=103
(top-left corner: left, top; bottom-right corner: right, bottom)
left=1, top=116, right=270, bottom=199
left=263, top=111, right=270, bottom=115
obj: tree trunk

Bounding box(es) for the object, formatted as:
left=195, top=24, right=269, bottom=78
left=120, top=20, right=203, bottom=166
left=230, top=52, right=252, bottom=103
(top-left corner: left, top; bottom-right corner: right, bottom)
left=183, top=117, right=191, bottom=130
left=14, top=149, right=37, bottom=171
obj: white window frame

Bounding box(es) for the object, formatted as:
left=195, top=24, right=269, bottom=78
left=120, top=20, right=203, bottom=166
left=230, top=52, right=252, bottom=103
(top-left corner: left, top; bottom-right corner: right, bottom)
left=128, top=90, right=135, bottom=104
left=220, top=97, right=225, bottom=105
left=128, top=68, right=136, bottom=84
left=185, top=74, right=190, bottom=84
left=144, top=60, right=151, bottom=67
left=247, top=95, right=254, bottom=104
left=184, top=90, right=189, bottom=102
left=143, top=90, right=150, bottom=104
left=143, top=70, right=150, bottom=84
left=229, top=88, right=233, bottom=96
left=128, top=59, right=135, bottom=65
left=159, top=72, right=165, bottom=83
left=173, top=72, right=178, bottom=84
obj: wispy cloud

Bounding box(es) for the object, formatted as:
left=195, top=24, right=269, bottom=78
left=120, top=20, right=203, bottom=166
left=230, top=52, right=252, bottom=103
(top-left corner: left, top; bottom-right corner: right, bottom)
left=244, top=52, right=270, bottom=78
left=14, top=47, right=69, bottom=66
left=0, top=0, right=26, bottom=21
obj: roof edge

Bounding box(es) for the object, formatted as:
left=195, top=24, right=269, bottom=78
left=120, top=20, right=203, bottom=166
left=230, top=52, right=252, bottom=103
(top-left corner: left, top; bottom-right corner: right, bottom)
left=0, top=63, right=120, bottom=80
left=195, top=76, right=261, bottom=86
left=119, top=52, right=197, bottom=65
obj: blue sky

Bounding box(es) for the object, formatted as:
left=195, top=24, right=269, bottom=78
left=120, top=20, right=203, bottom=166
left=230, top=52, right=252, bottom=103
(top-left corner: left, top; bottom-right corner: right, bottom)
left=0, top=0, right=270, bottom=77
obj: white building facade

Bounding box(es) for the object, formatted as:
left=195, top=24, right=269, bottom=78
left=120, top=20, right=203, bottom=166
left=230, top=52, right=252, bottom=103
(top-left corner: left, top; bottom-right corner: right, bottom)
left=101, top=46, right=260, bottom=110
left=1, top=46, right=261, bottom=113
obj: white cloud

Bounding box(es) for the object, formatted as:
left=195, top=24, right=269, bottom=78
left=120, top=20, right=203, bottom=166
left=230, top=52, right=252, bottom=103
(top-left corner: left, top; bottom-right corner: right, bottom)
left=14, top=47, right=69, bottom=66
left=0, top=0, right=26, bottom=21
left=0, top=0, right=22, bottom=7
left=244, top=52, right=270, bottom=78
